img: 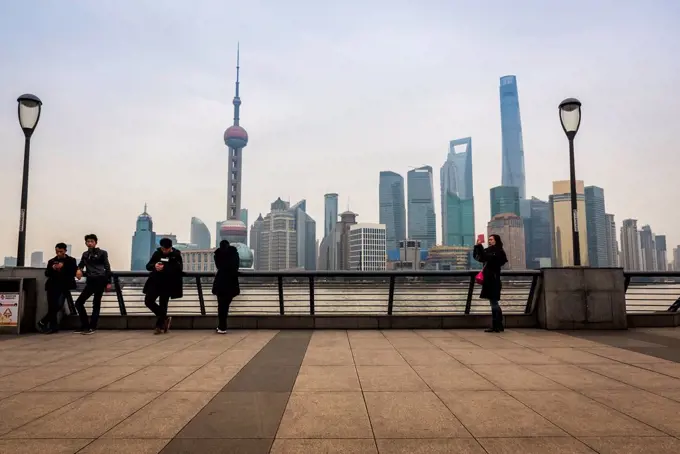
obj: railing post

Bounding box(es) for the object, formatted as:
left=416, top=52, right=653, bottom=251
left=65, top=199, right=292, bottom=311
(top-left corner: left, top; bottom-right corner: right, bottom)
left=387, top=276, right=395, bottom=315
left=525, top=274, right=539, bottom=314
left=278, top=275, right=285, bottom=315
left=113, top=275, right=127, bottom=316
left=309, top=276, right=315, bottom=315
left=196, top=276, right=206, bottom=316
left=464, top=275, right=475, bottom=315
left=624, top=275, right=631, bottom=292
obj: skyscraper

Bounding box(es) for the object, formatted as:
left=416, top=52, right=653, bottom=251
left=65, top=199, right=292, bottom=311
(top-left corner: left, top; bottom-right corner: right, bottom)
left=441, top=138, right=475, bottom=247
left=379, top=171, right=406, bottom=251
left=240, top=208, right=249, bottom=245
left=30, top=251, right=44, bottom=268
left=549, top=180, right=588, bottom=266
left=604, top=214, right=619, bottom=267
left=639, top=225, right=657, bottom=271
left=190, top=217, right=211, bottom=249
left=673, top=246, right=680, bottom=271
left=407, top=166, right=436, bottom=249
left=290, top=200, right=317, bottom=270
left=499, top=75, right=526, bottom=199
left=261, top=198, right=297, bottom=271
left=131, top=205, right=156, bottom=271
left=490, top=186, right=520, bottom=218
left=318, top=211, right=358, bottom=270
left=525, top=197, right=552, bottom=269
left=487, top=213, right=526, bottom=270
left=220, top=44, right=249, bottom=246
left=349, top=224, right=387, bottom=271
left=250, top=214, right=265, bottom=270
left=584, top=186, right=608, bottom=267
left=620, top=219, right=642, bottom=270
left=324, top=193, right=339, bottom=238
left=655, top=235, right=667, bottom=271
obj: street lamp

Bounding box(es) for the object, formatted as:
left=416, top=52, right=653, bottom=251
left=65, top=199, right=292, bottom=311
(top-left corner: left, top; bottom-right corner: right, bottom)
left=16, top=94, right=43, bottom=267
left=559, top=97, right=582, bottom=266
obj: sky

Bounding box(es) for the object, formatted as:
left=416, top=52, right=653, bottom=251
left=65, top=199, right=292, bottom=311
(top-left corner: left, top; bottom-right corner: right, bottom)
left=1, top=0, right=679, bottom=269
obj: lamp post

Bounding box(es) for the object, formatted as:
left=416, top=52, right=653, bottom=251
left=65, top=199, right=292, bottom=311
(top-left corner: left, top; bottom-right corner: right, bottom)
left=16, top=94, right=43, bottom=267
left=558, top=98, right=582, bottom=266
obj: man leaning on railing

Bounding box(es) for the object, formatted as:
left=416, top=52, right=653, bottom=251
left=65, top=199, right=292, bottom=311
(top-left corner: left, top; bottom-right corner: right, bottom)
left=143, top=237, right=184, bottom=335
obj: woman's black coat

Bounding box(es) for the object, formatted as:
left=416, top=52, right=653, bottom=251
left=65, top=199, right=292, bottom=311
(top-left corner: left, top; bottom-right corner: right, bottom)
left=143, top=248, right=184, bottom=299
left=211, top=246, right=240, bottom=298
left=473, top=244, right=508, bottom=301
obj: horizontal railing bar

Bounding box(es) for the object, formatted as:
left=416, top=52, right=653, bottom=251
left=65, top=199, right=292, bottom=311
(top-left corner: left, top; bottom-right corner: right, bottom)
left=111, top=270, right=541, bottom=278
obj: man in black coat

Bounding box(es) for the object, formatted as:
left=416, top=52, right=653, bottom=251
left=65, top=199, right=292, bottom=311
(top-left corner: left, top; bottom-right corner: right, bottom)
left=74, top=233, right=112, bottom=335
left=212, top=240, right=240, bottom=334
left=144, top=237, right=183, bottom=334
left=39, top=243, right=77, bottom=333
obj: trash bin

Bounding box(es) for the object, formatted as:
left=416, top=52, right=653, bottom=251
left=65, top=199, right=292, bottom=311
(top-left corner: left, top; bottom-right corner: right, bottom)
left=0, top=278, right=37, bottom=335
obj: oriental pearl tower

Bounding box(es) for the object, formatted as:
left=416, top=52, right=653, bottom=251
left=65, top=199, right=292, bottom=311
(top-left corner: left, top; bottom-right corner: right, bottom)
left=219, top=44, right=249, bottom=246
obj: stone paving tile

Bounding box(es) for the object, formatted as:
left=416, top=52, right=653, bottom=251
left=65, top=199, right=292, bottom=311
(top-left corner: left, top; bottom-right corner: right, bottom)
left=293, top=365, right=361, bottom=392
left=583, top=389, right=680, bottom=437
left=352, top=348, right=406, bottom=366
left=443, top=348, right=512, bottom=365
left=478, top=437, right=596, bottom=453
left=376, top=438, right=486, bottom=453
left=34, top=365, right=142, bottom=391
left=80, top=439, right=170, bottom=454
left=103, top=366, right=200, bottom=391
left=270, top=439, right=378, bottom=453
left=357, top=365, right=429, bottom=391
left=162, top=438, right=272, bottom=453
left=396, top=348, right=459, bottom=365
left=579, top=436, right=680, bottom=453
left=277, top=392, right=373, bottom=439
left=0, top=439, right=91, bottom=454
left=364, top=391, right=470, bottom=439
left=177, top=392, right=289, bottom=439
left=470, top=364, right=567, bottom=391
left=387, top=337, right=435, bottom=349
left=0, top=366, right=28, bottom=378
left=104, top=391, right=216, bottom=439
left=655, top=389, right=680, bottom=402
left=156, top=349, right=226, bottom=367
left=437, top=391, right=565, bottom=437
left=413, top=364, right=498, bottom=391
left=172, top=365, right=242, bottom=392
left=637, top=362, right=680, bottom=378
left=582, top=346, right=673, bottom=364
left=525, top=364, right=633, bottom=390
left=583, top=363, right=680, bottom=389
left=302, top=347, right=354, bottom=365
left=493, top=348, right=564, bottom=365
left=0, top=364, right=88, bottom=392
left=533, top=347, right=620, bottom=364
left=4, top=391, right=159, bottom=439
left=0, top=391, right=86, bottom=435
left=509, top=390, right=663, bottom=437
left=210, top=348, right=261, bottom=367
left=348, top=337, right=394, bottom=349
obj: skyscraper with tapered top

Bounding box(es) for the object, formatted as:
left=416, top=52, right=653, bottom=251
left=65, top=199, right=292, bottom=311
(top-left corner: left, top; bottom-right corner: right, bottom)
left=499, top=75, right=526, bottom=199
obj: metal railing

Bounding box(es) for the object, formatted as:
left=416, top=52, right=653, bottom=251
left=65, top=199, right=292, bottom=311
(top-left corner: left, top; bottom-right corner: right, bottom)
left=623, top=271, right=680, bottom=313
left=71, top=270, right=541, bottom=317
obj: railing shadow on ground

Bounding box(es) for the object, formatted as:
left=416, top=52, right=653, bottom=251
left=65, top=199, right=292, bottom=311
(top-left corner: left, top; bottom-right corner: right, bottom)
left=68, top=270, right=680, bottom=318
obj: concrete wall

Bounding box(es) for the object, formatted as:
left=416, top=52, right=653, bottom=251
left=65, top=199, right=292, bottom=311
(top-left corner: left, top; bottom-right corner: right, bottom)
left=537, top=267, right=627, bottom=330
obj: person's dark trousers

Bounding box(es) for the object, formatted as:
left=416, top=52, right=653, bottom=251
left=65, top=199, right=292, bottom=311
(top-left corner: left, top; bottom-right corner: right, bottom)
left=41, top=288, right=68, bottom=331
left=217, top=294, right=234, bottom=331
left=489, top=300, right=504, bottom=331
left=145, top=293, right=170, bottom=329
left=75, top=278, right=107, bottom=330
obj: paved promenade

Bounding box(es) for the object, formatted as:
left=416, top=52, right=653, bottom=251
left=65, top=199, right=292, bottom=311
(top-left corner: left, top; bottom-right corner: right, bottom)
left=1, top=328, right=680, bottom=453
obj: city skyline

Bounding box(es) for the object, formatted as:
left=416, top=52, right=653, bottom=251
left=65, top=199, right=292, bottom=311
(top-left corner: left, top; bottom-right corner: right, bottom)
left=1, top=2, right=679, bottom=269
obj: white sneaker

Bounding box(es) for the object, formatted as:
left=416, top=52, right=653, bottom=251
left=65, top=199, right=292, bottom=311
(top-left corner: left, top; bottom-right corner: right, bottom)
left=216, top=328, right=227, bottom=334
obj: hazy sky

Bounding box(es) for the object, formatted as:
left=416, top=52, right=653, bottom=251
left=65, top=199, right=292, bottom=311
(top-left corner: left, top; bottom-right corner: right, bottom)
left=1, top=0, right=679, bottom=269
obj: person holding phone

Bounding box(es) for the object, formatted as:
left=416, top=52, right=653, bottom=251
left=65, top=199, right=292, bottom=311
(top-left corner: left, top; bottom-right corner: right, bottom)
left=74, top=234, right=112, bottom=335
left=143, top=237, right=184, bottom=334
left=473, top=234, right=508, bottom=333
left=40, top=243, right=78, bottom=333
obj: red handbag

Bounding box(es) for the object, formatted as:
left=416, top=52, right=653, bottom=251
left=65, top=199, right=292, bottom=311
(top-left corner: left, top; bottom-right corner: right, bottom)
left=475, top=267, right=485, bottom=284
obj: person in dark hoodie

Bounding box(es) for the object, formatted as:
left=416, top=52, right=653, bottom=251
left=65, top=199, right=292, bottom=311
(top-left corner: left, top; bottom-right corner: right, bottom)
left=74, top=234, right=112, bottom=335
left=39, top=243, right=77, bottom=333
left=212, top=240, right=240, bottom=334
left=473, top=234, right=509, bottom=333
left=144, top=237, right=183, bottom=334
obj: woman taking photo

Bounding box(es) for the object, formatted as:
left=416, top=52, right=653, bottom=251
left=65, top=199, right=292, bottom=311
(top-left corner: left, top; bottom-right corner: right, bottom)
left=212, top=240, right=240, bottom=334
left=473, top=234, right=508, bottom=333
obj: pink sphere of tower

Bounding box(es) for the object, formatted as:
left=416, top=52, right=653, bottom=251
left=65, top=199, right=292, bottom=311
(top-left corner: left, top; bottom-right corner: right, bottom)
left=224, top=125, right=248, bottom=149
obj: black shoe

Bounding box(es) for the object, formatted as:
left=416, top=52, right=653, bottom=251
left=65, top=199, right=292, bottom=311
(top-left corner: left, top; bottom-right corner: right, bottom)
left=81, top=329, right=96, bottom=335
left=37, top=320, right=47, bottom=332
left=484, top=328, right=499, bottom=333
left=73, top=328, right=86, bottom=334
left=163, top=317, right=172, bottom=333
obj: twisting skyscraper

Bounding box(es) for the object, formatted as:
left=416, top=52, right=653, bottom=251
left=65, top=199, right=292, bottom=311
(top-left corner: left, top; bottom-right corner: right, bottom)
left=220, top=44, right=249, bottom=245
left=440, top=138, right=474, bottom=247
left=499, top=75, right=526, bottom=199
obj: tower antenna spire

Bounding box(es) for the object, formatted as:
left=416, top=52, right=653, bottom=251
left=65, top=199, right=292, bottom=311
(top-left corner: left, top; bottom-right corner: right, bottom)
left=143, top=203, right=147, bottom=214
left=233, top=42, right=241, bottom=126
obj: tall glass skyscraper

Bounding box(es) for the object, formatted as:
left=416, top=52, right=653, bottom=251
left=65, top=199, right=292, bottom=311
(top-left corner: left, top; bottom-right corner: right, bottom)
left=525, top=197, right=552, bottom=269
left=441, top=138, right=474, bottom=247
left=324, top=193, right=339, bottom=238
left=379, top=171, right=406, bottom=251
left=290, top=200, right=317, bottom=270
left=499, top=75, right=526, bottom=199
left=407, top=166, right=436, bottom=249
left=490, top=186, right=520, bottom=217
left=604, top=214, right=619, bottom=267
left=190, top=217, right=211, bottom=249
left=131, top=205, right=156, bottom=271
left=584, top=186, right=608, bottom=267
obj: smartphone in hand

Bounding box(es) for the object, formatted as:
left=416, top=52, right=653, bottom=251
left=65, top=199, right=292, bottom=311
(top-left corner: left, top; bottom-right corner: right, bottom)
left=477, top=233, right=485, bottom=244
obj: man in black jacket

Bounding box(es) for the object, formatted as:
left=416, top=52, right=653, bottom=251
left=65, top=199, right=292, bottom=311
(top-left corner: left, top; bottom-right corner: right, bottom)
left=74, top=234, right=112, bottom=335
left=144, top=237, right=183, bottom=334
left=39, top=243, right=77, bottom=333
